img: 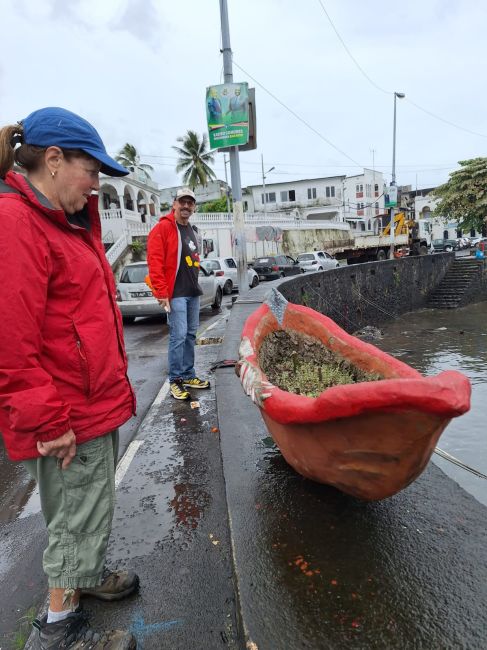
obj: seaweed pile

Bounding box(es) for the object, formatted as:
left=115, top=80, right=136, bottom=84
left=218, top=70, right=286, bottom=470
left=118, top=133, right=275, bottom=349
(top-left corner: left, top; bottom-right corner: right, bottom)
left=259, top=329, right=383, bottom=397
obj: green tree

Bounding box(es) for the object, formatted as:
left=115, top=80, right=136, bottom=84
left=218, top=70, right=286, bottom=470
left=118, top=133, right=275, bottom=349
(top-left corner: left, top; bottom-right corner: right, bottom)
left=200, top=196, right=232, bottom=213
left=173, top=130, right=216, bottom=189
left=115, top=143, right=154, bottom=181
left=433, top=157, right=487, bottom=233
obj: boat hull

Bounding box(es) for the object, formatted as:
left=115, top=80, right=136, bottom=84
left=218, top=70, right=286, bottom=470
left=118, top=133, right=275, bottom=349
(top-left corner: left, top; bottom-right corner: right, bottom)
left=238, top=289, right=471, bottom=501
left=261, top=409, right=448, bottom=500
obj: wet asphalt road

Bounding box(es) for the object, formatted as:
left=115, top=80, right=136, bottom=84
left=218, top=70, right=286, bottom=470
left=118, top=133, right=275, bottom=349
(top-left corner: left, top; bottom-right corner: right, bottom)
left=2, top=274, right=487, bottom=649
left=0, top=299, right=232, bottom=649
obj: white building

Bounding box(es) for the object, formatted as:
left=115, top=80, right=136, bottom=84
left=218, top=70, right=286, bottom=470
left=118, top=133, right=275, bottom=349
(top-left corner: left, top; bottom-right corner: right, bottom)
left=401, top=186, right=484, bottom=241
left=160, top=179, right=231, bottom=209
left=245, top=174, right=345, bottom=220
left=342, top=168, right=385, bottom=233
left=244, top=168, right=385, bottom=229
left=98, top=170, right=160, bottom=243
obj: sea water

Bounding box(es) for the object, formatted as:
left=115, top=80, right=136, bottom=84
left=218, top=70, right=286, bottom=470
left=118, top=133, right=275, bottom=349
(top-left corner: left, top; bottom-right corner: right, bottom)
left=376, top=301, right=487, bottom=506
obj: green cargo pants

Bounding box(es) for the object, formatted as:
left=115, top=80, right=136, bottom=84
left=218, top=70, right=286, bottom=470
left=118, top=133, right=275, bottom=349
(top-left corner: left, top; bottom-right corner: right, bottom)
left=23, top=429, right=118, bottom=589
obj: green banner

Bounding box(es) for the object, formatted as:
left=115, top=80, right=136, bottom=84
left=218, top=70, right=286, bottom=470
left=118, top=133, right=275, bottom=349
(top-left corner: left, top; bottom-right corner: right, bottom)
left=206, top=82, right=249, bottom=150
left=384, top=185, right=398, bottom=208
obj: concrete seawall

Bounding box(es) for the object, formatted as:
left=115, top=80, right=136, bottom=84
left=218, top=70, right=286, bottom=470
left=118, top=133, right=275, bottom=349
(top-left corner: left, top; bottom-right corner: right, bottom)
left=278, top=253, right=456, bottom=332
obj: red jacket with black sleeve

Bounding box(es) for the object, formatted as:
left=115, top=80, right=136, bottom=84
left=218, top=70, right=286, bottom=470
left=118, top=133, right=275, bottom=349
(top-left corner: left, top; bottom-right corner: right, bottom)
left=146, top=210, right=182, bottom=300
left=0, top=172, right=135, bottom=461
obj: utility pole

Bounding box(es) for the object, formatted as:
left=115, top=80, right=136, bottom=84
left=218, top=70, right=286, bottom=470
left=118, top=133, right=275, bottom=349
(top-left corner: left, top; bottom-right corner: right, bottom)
left=371, top=148, right=376, bottom=232
left=223, top=154, right=231, bottom=213
left=219, top=0, right=247, bottom=295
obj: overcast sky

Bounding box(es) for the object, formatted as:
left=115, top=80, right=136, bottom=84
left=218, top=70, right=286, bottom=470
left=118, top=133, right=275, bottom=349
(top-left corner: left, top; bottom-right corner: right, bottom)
left=2, top=0, right=486, bottom=193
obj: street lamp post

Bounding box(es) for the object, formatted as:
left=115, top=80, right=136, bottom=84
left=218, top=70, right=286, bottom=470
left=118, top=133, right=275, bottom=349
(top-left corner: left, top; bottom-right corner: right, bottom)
left=390, top=91, right=405, bottom=258
left=261, top=154, right=275, bottom=215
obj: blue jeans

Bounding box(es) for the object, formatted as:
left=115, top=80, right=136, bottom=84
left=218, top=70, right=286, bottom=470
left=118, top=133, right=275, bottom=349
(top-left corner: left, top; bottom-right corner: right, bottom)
left=167, top=296, right=200, bottom=382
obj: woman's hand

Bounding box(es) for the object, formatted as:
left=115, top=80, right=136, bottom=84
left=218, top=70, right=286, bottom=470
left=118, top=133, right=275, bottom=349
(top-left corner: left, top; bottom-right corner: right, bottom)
left=37, top=429, right=77, bottom=469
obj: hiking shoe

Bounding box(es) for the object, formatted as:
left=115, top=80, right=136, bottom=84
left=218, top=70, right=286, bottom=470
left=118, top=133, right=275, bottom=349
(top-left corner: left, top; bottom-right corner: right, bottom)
left=170, top=379, right=191, bottom=400
left=33, top=608, right=136, bottom=649
left=80, top=568, right=139, bottom=602
left=182, top=377, right=210, bottom=389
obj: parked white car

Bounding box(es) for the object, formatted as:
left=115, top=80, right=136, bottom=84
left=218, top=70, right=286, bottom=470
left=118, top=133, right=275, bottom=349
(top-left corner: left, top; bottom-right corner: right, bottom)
left=297, top=251, right=340, bottom=272
left=116, top=262, right=223, bottom=323
left=201, top=256, right=259, bottom=294
left=470, top=236, right=483, bottom=247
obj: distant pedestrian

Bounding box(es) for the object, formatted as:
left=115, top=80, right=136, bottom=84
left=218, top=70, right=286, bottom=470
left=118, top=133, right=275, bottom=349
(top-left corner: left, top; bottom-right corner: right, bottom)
left=147, top=188, right=211, bottom=400
left=0, top=107, right=138, bottom=649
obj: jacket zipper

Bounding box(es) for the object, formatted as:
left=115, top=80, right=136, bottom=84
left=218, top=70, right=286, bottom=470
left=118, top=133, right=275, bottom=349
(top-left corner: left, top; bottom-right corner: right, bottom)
left=74, top=331, right=91, bottom=397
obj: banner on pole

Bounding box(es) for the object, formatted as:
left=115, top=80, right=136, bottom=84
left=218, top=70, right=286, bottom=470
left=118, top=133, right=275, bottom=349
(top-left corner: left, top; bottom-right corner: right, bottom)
left=206, top=82, right=249, bottom=150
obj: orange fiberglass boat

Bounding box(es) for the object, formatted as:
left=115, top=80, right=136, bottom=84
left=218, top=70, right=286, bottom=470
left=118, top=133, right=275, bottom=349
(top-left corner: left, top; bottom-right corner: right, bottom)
left=237, top=290, right=471, bottom=501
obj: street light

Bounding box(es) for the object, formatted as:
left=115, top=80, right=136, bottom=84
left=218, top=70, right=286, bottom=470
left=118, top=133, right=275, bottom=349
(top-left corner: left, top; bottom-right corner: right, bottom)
left=261, top=154, right=275, bottom=215
left=390, top=91, right=405, bottom=258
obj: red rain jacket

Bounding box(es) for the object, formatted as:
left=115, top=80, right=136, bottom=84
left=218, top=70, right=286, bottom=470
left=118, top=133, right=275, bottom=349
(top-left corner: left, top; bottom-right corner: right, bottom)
left=0, top=172, right=135, bottom=461
left=146, top=210, right=182, bottom=300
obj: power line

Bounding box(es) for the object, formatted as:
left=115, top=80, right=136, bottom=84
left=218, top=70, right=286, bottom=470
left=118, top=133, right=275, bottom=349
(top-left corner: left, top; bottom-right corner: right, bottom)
left=231, top=59, right=362, bottom=168
left=404, top=98, right=487, bottom=139
left=316, top=0, right=487, bottom=139
left=316, top=0, right=389, bottom=95
left=132, top=159, right=456, bottom=177
left=137, top=154, right=459, bottom=168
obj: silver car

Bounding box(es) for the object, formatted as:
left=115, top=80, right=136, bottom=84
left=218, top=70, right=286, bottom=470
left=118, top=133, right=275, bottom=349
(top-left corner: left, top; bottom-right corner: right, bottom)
left=200, top=256, right=259, bottom=294
left=297, top=251, right=340, bottom=272
left=116, top=262, right=223, bottom=324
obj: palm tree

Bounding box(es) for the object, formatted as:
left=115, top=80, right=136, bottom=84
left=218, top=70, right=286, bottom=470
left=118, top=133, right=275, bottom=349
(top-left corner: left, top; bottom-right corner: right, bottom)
left=173, top=130, right=216, bottom=189
left=115, top=143, right=154, bottom=181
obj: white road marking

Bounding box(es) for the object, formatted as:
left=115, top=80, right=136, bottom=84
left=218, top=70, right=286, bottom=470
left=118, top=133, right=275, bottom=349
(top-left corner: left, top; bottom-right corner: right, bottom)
left=199, top=313, right=228, bottom=335
left=115, top=439, right=144, bottom=488
left=152, top=379, right=170, bottom=405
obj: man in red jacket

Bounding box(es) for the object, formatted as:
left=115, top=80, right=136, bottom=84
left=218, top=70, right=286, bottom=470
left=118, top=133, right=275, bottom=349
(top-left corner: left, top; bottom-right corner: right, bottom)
left=0, top=107, right=138, bottom=649
left=147, top=188, right=211, bottom=400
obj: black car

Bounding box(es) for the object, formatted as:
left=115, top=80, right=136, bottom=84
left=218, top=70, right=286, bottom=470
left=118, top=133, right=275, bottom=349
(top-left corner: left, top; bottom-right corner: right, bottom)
left=253, top=255, right=302, bottom=280
left=431, top=238, right=458, bottom=253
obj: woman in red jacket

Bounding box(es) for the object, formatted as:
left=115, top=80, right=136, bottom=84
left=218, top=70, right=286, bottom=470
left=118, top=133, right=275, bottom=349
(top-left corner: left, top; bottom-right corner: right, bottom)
left=0, top=108, right=137, bottom=649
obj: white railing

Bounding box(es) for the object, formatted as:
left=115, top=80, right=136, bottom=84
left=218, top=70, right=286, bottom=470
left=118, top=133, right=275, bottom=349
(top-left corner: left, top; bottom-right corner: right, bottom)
left=100, top=208, right=141, bottom=221
left=106, top=233, right=130, bottom=267
left=100, top=208, right=123, bottom=220
left=127, top=221, right=152, bottom=236
left=192, top=212, right=234, bottom=225
left=191, top=211, right=351, bottom=230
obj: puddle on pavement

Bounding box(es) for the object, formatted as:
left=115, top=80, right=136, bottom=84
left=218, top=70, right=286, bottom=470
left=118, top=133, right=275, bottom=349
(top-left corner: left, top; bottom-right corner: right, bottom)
left=108, top=400, right=214, bottom=562
left=0, top=444, right=38, bottom=523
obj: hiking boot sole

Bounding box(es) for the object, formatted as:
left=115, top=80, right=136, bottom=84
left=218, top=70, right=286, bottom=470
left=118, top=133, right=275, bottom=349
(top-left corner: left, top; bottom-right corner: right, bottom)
left=80, top=575, right=139, bottom=601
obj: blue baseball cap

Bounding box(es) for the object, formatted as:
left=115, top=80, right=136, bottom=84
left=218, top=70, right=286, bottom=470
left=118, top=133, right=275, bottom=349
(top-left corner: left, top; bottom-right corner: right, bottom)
left=21, top=107, right=129, bottom=177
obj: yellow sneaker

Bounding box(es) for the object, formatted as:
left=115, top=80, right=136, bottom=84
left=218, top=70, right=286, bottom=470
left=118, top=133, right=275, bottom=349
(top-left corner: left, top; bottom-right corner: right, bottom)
left=170, top=379, right=191, bottom=400
left=183, top=377, right=210, bottom=389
